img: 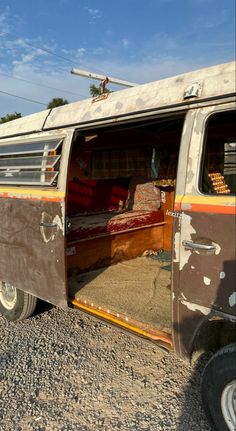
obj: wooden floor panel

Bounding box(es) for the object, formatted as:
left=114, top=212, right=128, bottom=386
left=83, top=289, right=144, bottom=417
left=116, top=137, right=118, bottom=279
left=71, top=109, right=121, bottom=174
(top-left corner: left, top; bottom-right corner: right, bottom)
left=69, top=256, right=171, bottom=332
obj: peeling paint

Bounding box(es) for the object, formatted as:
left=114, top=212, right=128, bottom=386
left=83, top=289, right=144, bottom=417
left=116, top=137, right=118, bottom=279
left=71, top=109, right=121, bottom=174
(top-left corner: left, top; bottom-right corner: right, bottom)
left=212, top=241, right=221, bottom=255
left=179, top=214, right=196, bottom=270
left=53, top=215, right=63, bottom=232
left=186, top=157, right=194, bottom=185
left=181, top=203, right=192, bottom=210
left=181, top=299, right=210, bottom=315
left=229, top=292, right=236, bottom=307
left=203, top=276, right=211, bottom=286
left=40, top=211, right=64, bottom=243
left=173, top=231, right=180, bottom=263
left=60, top=202, right=66, bottom=236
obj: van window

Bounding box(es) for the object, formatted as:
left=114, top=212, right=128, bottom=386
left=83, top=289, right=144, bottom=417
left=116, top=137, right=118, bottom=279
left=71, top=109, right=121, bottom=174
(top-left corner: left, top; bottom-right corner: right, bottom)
left=200, top=110, right=236, bottom=195
left=0, top=138, right=62, bottom=186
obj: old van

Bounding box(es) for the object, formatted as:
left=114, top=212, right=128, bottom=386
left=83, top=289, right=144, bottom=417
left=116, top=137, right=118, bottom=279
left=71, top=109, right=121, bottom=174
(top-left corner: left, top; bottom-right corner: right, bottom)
left=0, top=61, right=235, bottom=430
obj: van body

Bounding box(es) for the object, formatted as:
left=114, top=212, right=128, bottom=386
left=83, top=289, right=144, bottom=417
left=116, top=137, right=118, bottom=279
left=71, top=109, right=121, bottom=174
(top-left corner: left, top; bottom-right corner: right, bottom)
left=0, top=61, right=235, bottom=431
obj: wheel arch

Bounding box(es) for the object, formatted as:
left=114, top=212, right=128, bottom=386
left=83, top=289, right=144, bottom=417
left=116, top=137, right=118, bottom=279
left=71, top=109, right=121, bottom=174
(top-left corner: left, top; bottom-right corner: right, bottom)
left=191, top=316, right=236, bottom=361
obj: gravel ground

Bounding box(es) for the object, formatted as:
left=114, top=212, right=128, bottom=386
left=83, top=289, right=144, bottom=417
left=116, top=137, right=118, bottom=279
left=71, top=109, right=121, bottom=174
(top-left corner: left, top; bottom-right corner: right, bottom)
left=0, top=303, right=212, bottom=431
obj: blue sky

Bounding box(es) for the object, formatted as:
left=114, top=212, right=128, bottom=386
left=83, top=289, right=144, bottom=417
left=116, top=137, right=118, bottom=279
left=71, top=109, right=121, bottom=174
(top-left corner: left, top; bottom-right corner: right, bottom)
left=0, top=0, right=235, bottom=117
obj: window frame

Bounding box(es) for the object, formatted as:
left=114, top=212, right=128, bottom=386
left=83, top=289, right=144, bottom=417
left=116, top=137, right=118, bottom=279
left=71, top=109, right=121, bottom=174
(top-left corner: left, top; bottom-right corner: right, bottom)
left=0, top=137, right=63, bottom=188
left=198, top=107, right=236, bottom=197
left=0, top=132, right=72, bottom=193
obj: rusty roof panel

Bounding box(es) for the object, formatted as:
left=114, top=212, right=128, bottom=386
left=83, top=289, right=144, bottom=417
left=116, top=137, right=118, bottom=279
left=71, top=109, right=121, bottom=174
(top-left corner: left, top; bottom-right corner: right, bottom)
left=0, top=61, right=235, bottom=139
left=0, top=109, right=50, bottom=139
left=44, top=61, right=235, bottom=130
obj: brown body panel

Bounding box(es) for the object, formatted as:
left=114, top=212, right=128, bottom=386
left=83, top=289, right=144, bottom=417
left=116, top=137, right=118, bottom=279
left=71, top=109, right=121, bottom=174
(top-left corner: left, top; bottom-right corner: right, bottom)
left=172, top=103, right=236, bottom=358
left=0, top=196, right=67, bottom=308
left=179, top=212, right=235, bottom=315
left=172, top=212, right=236, bottom=358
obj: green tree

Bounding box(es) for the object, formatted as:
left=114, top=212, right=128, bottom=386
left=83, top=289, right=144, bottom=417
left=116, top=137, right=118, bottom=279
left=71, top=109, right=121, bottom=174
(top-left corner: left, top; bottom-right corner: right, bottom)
left=89, top=84, right=101, bottom=97
left=47, top=98, right=69, bottom=109
left=0, top=112, right=21, bottom=123
left=89, top=84, right=111, bottom=97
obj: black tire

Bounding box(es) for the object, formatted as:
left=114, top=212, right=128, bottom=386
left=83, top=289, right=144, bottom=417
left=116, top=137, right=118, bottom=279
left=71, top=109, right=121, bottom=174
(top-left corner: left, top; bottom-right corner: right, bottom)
left=201, top=344, right=236, bottom=431
left=0, top=282, right=37, bottom=321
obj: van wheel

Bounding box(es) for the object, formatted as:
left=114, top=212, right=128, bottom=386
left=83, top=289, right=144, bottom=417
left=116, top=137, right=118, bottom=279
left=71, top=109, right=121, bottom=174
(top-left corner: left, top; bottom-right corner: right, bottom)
left=201, top=344, right=236, bottom=431
left=0, top=281, right=37, bottom=321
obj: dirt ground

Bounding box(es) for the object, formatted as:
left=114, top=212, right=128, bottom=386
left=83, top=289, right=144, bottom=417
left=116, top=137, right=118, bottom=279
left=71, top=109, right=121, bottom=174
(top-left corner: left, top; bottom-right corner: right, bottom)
left=0, top=303, right=211, bottom=431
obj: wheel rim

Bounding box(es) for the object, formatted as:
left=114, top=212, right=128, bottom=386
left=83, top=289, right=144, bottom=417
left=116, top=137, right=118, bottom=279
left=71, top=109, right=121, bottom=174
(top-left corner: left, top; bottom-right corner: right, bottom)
left=0, top=282, right=17, bottom=310
left=221, top=380, right=236, bottom=431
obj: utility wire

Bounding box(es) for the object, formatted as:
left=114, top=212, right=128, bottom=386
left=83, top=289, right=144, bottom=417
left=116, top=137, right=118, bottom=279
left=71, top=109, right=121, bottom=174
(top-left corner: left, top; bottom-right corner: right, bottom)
left=1, top=31, right=78, bottom=66
left=0, top=71, right=86, bottom=99
left=25, top=41, right=75, bottom=64
left=1, top=31, right=111, bottom=77
left=0, top=90, right=47, bottom=106
left=19, top=40, right=109, bottom=76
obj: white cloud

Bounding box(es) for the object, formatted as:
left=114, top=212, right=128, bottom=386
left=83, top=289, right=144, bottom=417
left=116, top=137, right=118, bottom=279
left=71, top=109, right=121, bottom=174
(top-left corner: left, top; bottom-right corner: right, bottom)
left=0, top=6, right=10, bottom=35
left=192, top=8, right=230, bottom=31
left=86, top=8, right=101, bottom=17
left=77, top=47, right=86, bottom=56
left=84, top=6, right=102, bottom=23
left=122, top=39, right=130, bottom=48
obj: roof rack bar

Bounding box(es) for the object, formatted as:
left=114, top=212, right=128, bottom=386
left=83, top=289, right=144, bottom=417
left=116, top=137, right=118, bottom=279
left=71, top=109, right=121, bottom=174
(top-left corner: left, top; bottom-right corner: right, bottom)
left=71, top=67, right=138, bottom=88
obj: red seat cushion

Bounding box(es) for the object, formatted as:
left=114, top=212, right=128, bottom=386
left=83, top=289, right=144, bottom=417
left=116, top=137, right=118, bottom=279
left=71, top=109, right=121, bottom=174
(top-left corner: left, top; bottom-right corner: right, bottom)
left=68, top=210, right=164, bottom=242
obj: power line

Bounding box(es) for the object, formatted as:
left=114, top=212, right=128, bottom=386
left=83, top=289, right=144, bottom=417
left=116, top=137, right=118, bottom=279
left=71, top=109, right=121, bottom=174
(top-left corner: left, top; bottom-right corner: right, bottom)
left=25, top=41, right=76, bottom=64
left=25, top=42, right=111, bottom=78
left=0, top=71, right=86, bottom=99
left=0, top=32, right=119, bottom=93
left=0, top=89, right=47, bottom=106
left=1, top=31, right=111, bottom=78
left=19, top=40, right=109, bottom=76
left=1, top=31, right=77, bottom=65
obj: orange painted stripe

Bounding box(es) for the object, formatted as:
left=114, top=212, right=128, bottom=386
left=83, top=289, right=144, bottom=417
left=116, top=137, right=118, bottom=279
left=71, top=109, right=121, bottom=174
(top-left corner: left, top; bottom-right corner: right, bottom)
left=0, top=187, right=65, bottom=202
left=0, top=191, right=64, bottom=202
left=174, top=202, right=235, bottom=214
left=174, top=202, right=181, bottom=211
left=71, top=298, right=173, bottom=348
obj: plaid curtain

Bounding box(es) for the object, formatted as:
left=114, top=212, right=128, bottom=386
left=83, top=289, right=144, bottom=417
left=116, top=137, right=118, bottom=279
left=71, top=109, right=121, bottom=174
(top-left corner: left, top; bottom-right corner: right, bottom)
left=91, top=147, right=152, bottom=179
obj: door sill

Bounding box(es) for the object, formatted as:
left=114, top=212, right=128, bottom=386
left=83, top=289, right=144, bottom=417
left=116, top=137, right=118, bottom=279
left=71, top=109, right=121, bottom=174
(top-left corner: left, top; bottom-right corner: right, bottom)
left=71, top=298, right=173, bottom=352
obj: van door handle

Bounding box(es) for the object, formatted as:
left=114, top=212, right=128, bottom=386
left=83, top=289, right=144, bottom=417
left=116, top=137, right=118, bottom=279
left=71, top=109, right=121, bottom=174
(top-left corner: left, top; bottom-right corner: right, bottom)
left=40, top=222, right=58, bottom=228
left=182, top=240, right=216, bottom=251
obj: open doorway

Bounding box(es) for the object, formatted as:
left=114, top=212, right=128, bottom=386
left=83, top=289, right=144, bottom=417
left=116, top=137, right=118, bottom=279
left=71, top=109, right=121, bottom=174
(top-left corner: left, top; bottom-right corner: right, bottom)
left=66, top=113, right=185, bottom=345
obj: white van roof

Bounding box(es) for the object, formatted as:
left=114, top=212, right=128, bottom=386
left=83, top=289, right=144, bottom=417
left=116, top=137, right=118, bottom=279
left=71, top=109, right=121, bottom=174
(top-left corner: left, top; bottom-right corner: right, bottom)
left=0, top=61, right=235, bottom=139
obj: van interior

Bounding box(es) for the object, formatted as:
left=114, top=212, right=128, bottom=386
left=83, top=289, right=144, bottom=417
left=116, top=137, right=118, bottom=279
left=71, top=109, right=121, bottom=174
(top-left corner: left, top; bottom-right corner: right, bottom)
left=66, top=114, right=185, bottom=344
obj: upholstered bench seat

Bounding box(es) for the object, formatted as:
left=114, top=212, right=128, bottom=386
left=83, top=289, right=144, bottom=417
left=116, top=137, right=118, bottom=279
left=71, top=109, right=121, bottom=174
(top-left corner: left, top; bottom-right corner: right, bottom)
left=68, top=209, right=164, bottom=243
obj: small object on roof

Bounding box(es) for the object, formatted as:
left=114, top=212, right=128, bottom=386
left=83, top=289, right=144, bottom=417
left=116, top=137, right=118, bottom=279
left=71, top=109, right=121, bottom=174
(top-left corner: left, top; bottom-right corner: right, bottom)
left=183, top=82, right=201, bottom=99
